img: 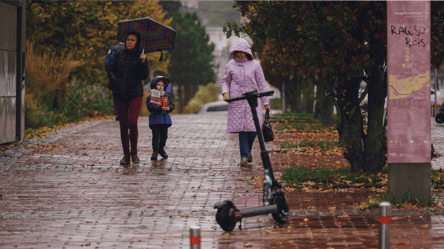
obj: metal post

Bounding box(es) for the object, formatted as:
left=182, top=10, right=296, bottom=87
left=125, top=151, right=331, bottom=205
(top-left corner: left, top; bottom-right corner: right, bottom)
left=282, top=82, right=285, bottom=113
left=190, top=225, right=201, bottom=249
left=378, top=202, right=390, bottom=249
left=435, top=68, right=438, bottom=116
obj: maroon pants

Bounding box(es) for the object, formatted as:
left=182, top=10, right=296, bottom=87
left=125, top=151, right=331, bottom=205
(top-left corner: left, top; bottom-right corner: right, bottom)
left=113, top=96, right=143, bottom=154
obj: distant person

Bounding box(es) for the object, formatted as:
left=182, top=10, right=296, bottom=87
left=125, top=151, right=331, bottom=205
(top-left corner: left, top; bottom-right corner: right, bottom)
left=221, top=39, right=270, bottom=167
left=105, top=42, right=125, bottom=121
left=107, top=31, right=149, bottom=165
left=146, top=76, right=174, bottom=160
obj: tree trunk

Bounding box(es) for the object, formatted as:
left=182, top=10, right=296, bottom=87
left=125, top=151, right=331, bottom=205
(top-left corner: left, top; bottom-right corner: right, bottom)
left=178, top=84, right=184, bottom=113
left=284, top=79, right=298, bottom=112
left=295, top=79, right=302, bottom=112
left=322, top=95, right=335, bottom=127
left=314, top=80, right=323, bottom=119
left=362, top=25, right=387, bottom=172
left=336, top=76, right=364, bottom=172
left=303, top=79, right=315, bottom=113
left=316, top=76, right=335, bottom=127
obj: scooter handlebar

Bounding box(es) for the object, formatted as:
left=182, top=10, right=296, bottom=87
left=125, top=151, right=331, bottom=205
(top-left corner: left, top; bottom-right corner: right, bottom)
left=225, top=96, right=244, bottom=103
left=258, top=90, right=275, bottom=98
left=225, top=90, right=275, bottom=103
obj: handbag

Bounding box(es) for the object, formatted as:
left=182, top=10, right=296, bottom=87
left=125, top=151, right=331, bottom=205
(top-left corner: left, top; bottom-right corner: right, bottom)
left=262, top=110, right=274, bottom=142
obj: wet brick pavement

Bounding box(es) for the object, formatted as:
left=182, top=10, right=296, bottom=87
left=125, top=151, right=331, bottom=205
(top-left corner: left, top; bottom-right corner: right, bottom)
left=0, top=115, right=444, bottom=248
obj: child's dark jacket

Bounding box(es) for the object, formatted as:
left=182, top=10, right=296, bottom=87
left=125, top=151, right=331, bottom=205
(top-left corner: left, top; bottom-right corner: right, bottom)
left=147, top=79, right=174, bottom=128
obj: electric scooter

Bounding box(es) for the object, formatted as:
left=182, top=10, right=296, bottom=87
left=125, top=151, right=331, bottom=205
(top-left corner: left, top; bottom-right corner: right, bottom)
left=214, top=89, right=289, bottom=232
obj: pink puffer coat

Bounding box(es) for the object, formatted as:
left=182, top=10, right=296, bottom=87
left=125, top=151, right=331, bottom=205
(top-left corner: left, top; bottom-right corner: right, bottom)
left=221, top=39, right=269, bottom=133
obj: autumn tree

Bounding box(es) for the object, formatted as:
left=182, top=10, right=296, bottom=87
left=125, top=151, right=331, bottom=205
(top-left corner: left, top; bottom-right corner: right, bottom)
left=225, top=1, right=444, bottom=172
left=26, top=1, right=171, bottom=85
left=166, top=9, right=215, bottom=113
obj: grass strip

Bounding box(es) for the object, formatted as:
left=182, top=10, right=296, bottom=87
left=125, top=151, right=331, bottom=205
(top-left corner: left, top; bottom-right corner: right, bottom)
left=357, top=190, right=438, bottom=209
left=280, top=141, right=346, bottom=151
left=272, top=112, right=321, bottom=123
left=276, top=122, right=335, bottom=132
left=281, top=167, right=388, bottom=185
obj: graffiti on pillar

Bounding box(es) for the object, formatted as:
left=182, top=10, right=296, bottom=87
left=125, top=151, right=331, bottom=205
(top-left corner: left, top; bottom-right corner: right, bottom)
left=387, top=1, right=431, bottom=163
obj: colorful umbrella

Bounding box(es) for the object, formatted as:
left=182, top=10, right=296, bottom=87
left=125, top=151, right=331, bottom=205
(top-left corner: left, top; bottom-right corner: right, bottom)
left=117, top=16, right=176, bottom=60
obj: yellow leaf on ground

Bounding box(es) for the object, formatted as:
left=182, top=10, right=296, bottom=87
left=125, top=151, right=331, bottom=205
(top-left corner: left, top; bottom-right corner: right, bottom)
left=396, top=241, right=411, bottom=245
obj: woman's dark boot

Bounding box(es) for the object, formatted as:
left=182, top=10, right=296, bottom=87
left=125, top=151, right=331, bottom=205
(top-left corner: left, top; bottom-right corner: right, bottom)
left=120, top=153, right=130, bottom=165
left=131, top=151, right=140, bottom=164
left=151, top=151, right=158, bottom=160
left=158, top=148, right=168, bottom=158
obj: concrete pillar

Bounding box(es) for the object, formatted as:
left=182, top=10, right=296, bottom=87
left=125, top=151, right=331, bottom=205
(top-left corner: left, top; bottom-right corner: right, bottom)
left=388, top=163, right=431, bottom=205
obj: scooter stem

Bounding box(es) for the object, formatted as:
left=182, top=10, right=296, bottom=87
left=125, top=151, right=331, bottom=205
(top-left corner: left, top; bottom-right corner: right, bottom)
left=245, top=91, right=276, bottom=184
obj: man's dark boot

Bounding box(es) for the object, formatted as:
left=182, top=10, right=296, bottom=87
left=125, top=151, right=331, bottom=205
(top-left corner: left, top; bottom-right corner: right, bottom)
left=151, top=151, right=158, bottom=160
left=158, top=148, right=168, bottom=158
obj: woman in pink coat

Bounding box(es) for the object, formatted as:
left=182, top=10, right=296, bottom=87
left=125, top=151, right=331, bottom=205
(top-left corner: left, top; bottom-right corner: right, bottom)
left=221, top=39, right=271, bottom=167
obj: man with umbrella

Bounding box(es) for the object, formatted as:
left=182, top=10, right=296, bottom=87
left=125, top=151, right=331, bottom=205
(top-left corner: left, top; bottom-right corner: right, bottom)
left=108, top=31, right=149, bottom=165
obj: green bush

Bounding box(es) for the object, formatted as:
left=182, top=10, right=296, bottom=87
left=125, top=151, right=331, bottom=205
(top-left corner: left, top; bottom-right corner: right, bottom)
left=25, top=40, right=73, bottom=128
left=184, top=83, right=220, bottom=113
left=25, top=40, right=113, bottom=129
left=270, top=98, right=282, bottom=110
left=62, top=85, right=113, bottom=123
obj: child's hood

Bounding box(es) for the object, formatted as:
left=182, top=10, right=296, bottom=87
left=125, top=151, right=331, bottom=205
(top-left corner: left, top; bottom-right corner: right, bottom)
left=150, top=76, right=169, bottom=89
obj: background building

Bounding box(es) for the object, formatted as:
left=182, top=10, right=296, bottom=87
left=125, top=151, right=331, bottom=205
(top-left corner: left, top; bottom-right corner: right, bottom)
left=180, top=1, right=280, bottom=99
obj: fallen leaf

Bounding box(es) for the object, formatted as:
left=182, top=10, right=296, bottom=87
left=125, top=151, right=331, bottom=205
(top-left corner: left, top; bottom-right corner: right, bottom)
left=396, top=241, right=411, bottom=245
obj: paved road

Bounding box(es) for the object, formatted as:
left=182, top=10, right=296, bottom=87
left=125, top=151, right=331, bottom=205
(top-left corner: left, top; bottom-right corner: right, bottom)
left=0, top=114, right=444, bottom=248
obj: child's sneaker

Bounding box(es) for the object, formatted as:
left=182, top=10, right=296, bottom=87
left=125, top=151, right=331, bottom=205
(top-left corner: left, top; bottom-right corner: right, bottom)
left=240, top=157, right=248, bottom=167
left=151, top=151, right=158, bottom=160
left=159, top=148, right=168, bottom=158
left=248, top=151, right=252, bottom=163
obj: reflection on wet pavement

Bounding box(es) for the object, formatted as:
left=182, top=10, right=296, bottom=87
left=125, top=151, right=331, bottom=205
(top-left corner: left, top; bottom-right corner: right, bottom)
left=0, top=114, right=443, bottom=248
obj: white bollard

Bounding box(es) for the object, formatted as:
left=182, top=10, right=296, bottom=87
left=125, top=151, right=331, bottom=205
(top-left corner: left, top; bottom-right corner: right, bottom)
left=190, top=225, right=201, bottom=249
left=378, top=202, right=391, bottom=249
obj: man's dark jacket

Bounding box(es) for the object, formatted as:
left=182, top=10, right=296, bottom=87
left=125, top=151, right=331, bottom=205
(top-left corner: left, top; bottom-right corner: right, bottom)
left=108, top=48, right=149, bottom=100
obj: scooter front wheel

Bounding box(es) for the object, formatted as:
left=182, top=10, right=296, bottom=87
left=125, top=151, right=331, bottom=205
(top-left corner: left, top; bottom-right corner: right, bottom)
left=270, top=192, right=289, bottom=223
left=215, top=202, right=237, bottom=232
left=436, top=113, right=444, bottom=124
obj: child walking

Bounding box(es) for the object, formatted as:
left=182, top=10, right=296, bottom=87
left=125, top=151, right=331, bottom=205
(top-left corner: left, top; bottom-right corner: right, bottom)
left=146, top=76, right=174, bottom=160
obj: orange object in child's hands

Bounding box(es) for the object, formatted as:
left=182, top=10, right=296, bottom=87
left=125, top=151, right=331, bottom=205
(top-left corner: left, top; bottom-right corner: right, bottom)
left=160, top=97, right=169, bottom=107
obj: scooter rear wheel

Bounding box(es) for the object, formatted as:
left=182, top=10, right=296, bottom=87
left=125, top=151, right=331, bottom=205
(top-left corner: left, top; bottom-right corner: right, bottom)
left=215, top=202, right=237, bottom=232
left=436, top=113, right=444, bottom=124
left=270, top=192, right=289, bottom=223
